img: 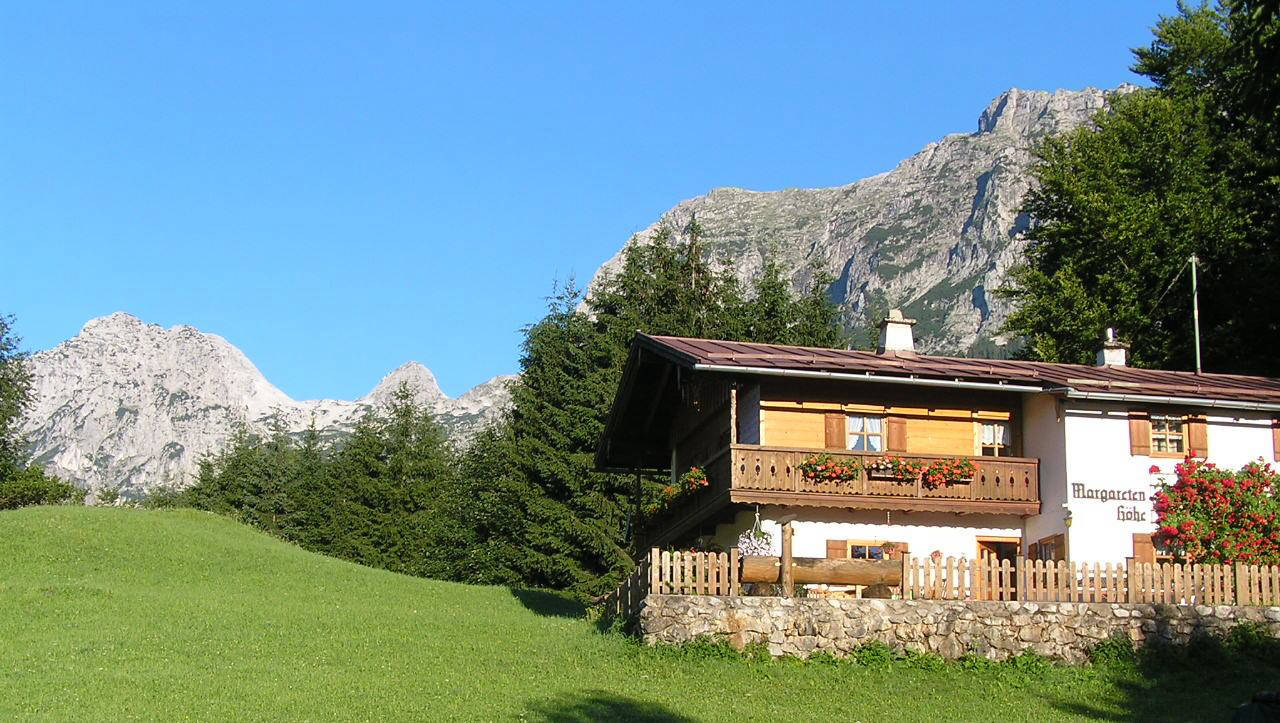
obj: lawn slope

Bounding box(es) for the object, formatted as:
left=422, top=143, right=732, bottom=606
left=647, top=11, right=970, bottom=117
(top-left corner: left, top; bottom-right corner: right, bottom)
left=0, top=507, right=1269, bottom=721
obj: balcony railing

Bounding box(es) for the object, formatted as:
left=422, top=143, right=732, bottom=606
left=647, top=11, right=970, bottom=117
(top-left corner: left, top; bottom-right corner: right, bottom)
left=643, top=444, right=1040, bottom=547
left=728, top=444, right=1039, bottom=509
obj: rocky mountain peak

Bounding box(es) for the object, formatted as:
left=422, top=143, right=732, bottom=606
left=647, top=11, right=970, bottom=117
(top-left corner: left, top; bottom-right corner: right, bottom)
left=80, top=310, right=146, bottom=333
left=975, top=86, right=1112, bottom=138
left=22, top=316, right=510, bottom=498
left=592, top=85, right=1130, bottom=356
left=364, top=361, right=446, bottom=408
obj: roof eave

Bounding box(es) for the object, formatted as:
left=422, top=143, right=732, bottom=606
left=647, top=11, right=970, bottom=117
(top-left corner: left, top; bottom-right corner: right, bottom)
left=690, top=363, right=1047, bottom=394
left=1049, top=387, right=1280, bottom=412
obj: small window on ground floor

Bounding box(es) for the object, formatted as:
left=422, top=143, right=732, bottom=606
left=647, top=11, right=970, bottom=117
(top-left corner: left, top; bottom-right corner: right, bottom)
left=846, top=540, right=887, bottom=560
left=1034, top=534, right=1065, bottom=562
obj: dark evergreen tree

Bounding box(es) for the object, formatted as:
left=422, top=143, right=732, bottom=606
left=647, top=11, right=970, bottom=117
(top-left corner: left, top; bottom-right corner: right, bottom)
left=159, top=383, right=456, bottom=579
left=0, top=314, right=33, bottom=472
left=0, top=313, right=82, bottom=507
left=450, top=226, right=849, bottom=599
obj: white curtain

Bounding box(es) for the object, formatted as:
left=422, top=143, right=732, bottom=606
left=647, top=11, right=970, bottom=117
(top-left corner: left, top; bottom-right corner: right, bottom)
left=982, top=422, right=1009, bottom=446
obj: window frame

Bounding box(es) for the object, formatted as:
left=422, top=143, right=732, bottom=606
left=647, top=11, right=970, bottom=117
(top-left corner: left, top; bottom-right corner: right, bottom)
left=979, top=420, right=1013, bottom=457
left=846, top=414, right=884, bottom=453
left=1034, top=534, right=1065, bottom=562
left=845, top=540, right=888, bottom=561
left=1149, top=413, right=1188, bottom=457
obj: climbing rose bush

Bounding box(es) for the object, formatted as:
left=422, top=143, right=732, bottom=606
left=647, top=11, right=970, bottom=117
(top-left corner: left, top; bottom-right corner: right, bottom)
left=1151, top=456, right=1280, bottom=565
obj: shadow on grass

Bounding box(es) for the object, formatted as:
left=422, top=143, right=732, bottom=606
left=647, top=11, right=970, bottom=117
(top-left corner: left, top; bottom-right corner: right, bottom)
left=511, top=588, right=587, bottom=619
left=524, top=691, right=695, bottom=722
left=1043, top=622, right=1280, bottom=722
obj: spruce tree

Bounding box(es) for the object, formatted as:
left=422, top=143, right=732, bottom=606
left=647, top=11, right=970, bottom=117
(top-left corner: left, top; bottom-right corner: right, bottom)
left=453, top=226, right=849, bottom=599
left=0, top=314, right=33, bottom=473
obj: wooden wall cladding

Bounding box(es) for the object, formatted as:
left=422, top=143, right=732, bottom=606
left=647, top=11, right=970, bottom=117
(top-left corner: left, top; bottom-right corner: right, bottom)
left=903, top=416, right=975, bottom=456
left=759, top=400, right=1011, bottom=456
left=760, top=408, right=826, bottom=448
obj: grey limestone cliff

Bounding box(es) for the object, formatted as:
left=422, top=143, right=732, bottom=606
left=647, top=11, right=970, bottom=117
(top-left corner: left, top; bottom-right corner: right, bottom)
left=592, top=86, right=1132, bottom=353
left=21, top=312, right=512, bottom=498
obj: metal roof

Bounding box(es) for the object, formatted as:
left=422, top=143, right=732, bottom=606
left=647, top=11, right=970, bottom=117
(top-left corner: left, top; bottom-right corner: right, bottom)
left=638, top=333, right=1280, bottom=404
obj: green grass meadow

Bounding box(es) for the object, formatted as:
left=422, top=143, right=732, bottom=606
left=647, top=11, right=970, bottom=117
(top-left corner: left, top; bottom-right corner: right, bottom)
left=1, top=506, right=1274, bottom=721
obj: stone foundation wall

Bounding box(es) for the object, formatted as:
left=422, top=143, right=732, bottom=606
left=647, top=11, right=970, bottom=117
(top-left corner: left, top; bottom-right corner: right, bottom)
left=640, top=595, right=1280, bottom=664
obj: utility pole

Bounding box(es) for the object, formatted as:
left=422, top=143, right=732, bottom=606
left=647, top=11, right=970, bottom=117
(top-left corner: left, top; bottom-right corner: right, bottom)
left=1190, top=253, right=1202, bottom=374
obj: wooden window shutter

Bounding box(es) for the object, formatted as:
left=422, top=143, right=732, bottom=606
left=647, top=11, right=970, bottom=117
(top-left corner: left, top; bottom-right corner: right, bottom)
left=890, top=541, right=909, bottom=561
left=885, top=415, right=907, bottom=452
left=1050, top=534, right=1066, bottom=562
left=1273, top=419, right=1280, bottom=462
left=1028, top=542, right=1039, bottom=560
left=823, top=413, right=846, bottom=450
left=825, top=539, right=848, bottom=559
left=1131, top=533, right=1155, bottom=564
left=1127, top=411, right=1151, bottom=456
left=1186, top=415, right=1209, bottom=457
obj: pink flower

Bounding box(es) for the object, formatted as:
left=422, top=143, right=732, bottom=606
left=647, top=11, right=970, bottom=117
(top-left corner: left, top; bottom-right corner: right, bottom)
left=1149, top=464, right=1161, bottom=474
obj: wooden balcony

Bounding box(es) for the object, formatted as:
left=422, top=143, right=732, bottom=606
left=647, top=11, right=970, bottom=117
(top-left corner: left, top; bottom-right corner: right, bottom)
left=727, top=444, right=1040, bottom=516
left=644, top=444, right=1040, bottom=547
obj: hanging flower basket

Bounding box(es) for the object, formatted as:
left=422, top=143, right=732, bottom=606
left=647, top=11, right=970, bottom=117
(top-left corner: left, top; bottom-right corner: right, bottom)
left=644, top=466, right=712, bottom=519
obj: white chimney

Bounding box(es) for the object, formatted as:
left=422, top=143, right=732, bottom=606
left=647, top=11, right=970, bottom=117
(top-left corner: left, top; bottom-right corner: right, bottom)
left=1096, top=328, right=1128, bottom=366
left=877, top=309, right=917, bottom=354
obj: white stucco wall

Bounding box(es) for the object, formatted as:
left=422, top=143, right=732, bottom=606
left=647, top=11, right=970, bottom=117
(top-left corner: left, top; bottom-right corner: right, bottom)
left=697, top=395, right=1276, bottom=567
left=1060, top=405, right=1154, bottom=562
left=1204, top=414, right=1275, bottom=468
left=708, top=507, right=1021, bottom=561
left=1060, top=403, right=1275, bottom=563
left=1021, top=393, right=1068, bottom=554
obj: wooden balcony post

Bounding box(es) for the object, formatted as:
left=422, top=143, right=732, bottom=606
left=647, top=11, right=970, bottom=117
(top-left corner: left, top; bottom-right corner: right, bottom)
left=781, top=519, right=794, bottom=597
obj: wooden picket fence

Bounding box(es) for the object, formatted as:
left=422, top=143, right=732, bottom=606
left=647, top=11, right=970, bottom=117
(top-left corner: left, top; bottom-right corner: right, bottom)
left=603, top=550, right=1280, bottom=623
left=600, top=549, right=740, bottom=623
left=901, top=555, right=1280, bottom=606
left=601, top=551, right=652, bottom=623
left=649, top=548, right=741, bottom=596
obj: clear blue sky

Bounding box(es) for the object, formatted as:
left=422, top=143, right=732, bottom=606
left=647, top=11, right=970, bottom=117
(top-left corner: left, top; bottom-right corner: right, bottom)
left=2, top=2, right=1169, bottom=399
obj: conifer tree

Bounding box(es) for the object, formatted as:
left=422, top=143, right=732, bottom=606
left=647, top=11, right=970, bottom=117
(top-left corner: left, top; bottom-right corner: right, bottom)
left=454, top=226, right=849, bottom=598
left=0, top=314, right=33, bottom=473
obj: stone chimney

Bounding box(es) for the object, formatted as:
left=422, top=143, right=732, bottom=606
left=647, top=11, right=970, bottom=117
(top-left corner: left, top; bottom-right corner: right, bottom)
left=877, top=309, right=917, bottom=354
left=1096, top=328, right=1128, bottom=367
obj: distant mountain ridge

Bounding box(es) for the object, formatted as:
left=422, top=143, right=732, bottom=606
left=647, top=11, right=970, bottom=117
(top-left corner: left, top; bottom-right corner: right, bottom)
left=592, top=85, right=1133, bottom=353
left=22, top=312, right=512, bottom=498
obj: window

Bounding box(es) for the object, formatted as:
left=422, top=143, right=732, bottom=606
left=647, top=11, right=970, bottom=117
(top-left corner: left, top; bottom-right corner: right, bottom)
left=1150, top=414, right=1186, bottom=454
left=980, top=421, right=1012, bottom=456
left=847, top=415, right=883, bottom=452
left=1034, top=534, right=1065, bottom=562
left=846, top=541, right=886, bottom=560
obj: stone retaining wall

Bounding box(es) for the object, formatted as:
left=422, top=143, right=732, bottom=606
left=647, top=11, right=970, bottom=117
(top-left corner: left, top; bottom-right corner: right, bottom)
left=640, top=595, right=1280, bottom=664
